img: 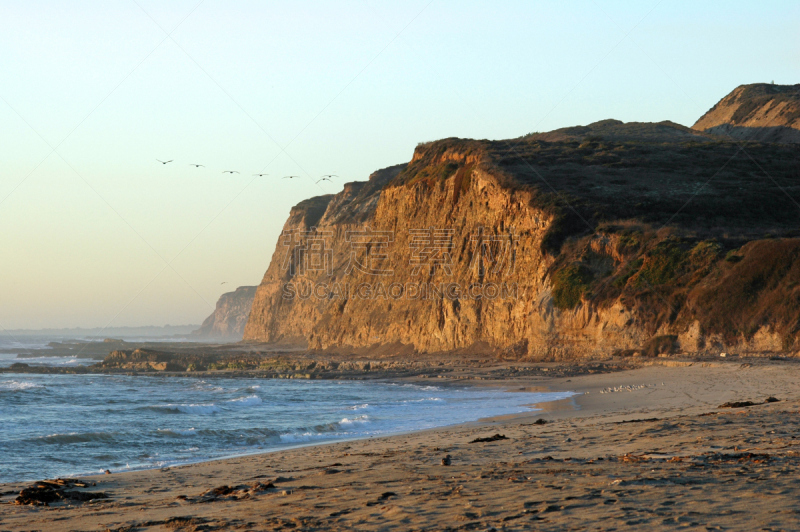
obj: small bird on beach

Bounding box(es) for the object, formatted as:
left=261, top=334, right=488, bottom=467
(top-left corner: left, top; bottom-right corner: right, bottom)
left=441, top=455, right=451, bottom=466
left=282, top=175, right=300, bottom=179
left=189, top=163, right=205, bottom=168
left=156, top=159, right=173, bottom=165
left=222, top=170, right=240, bottom=174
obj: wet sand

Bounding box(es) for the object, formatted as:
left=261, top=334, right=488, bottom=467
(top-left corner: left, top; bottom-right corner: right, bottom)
left=2, top=360, right=799, bottom=531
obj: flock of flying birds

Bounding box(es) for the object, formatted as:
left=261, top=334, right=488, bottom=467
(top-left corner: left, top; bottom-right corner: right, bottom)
left=156, top=159, right=338, bottom=183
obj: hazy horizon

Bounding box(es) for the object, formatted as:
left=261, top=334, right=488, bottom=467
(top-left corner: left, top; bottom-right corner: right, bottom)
left=1, top=1, right=798, bottom=330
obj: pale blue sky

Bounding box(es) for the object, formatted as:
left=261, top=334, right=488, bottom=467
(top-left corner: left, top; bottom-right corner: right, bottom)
left=0, top=1, right=797, bottom=329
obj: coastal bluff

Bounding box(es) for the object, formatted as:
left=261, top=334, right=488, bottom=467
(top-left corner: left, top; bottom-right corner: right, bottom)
left=693, top=83, right=800, bottom=143
left=194, top=286, right=257, bottom=340
left=243, top=84, right=800, bottom=360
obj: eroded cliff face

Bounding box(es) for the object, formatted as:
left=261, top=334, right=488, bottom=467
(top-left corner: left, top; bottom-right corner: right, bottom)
left=244, top=150, right=653, bottom=359
left=194, top=286, right=257, bottom=340
left=244, top=95, right=800, bottom=359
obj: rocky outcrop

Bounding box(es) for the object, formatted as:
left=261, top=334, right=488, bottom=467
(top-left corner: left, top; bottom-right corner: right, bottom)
left=244, top=92, right=800, bottom=359
left=98, top=348, right=221, bottom=372
left=693, top=83, right=800, bottom=143
left=194, top=286, right=257, bottom=340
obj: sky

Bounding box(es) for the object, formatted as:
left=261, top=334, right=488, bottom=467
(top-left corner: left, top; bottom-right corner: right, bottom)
left=0, top=1, right=797, bottom=330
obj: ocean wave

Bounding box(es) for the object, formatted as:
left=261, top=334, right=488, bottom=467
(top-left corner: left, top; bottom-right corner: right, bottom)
left=195, top=427, right=280, bottom=439
left=389, top=383, right=442, bottom=391
left=190, top=381, right=224, bottom=393
left=156, top=428, right=197, bottom=437
left=141, top=395, right=262, bottom=416
left=0, top=380, right=42, bottom=391
left=400, top=397, right=443, bottom=403
left=155, top=403, right=222, bottom=415
left=38, top=431, right=118, bottom=444
left=278, top=421, right=370, bottom=443
left=279, top=432, right=332, bottom=443
left=226, top=395, right=262, bottom=407
left=339, top=415, right=370, bottom=426
left=1, top=356, right=83, bottom=367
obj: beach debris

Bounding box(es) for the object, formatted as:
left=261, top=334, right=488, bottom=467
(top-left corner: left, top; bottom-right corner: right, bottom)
left=193, top=482, right=274, bottom=503
left=703, top=452, right=771, bottom=464
left=15, top=478, right=108, bottom=506
left=366, top=491, right=398, bottom=506
left=600, top=383, right=656, bottom=393
left=615, top=417, right=660, bottom=424
left=469, top=433, right=509, bottom=443
left=162, top=517, right=210, bottom=529
left=534, top=418, right=548, bottom=425
left=717, top=397, right=780, bottom=407
left=720, top=352, right=727, bottom=357
left=441, top=455, right=452, bottom=466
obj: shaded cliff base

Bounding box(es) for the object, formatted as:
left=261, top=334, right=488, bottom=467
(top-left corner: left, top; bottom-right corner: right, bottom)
left=4, top=362, right=800, bottom=531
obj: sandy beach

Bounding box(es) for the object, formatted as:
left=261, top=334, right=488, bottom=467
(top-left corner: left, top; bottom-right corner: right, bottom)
left=2, top=358, right=799, bottom=531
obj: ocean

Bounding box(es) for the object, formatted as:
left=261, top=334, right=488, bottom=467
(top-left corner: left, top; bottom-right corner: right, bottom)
left=0, top=336, right=575, bottom=483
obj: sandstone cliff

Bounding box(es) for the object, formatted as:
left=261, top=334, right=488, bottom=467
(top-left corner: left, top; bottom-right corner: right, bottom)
left=194, top=286, right=257, bottom=340
left=693, top=83, right=800, bottom=143
left=244, top=90, right=800, bottom=360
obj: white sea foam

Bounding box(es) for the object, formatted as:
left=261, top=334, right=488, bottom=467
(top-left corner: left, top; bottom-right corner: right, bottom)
left=339, top=415, right=370, bottom=425
left=400, top=397, right=443, bottom=403
left=227, top=395, right=262, bottom=407
left=0, top=354, right=85, bottom=367
left=157, top=428, right=197, bottom=437
left=39, top=431, right=117, bottom=444
left=279, top=432, right=335, bottom=443
left=0, top=380, right=42, bottom=391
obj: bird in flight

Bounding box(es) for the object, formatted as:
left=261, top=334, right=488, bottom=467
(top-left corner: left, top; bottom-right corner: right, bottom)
left=221, top=282, right=227, bottom=285
left=321, top=174, right=338, bottom=179
left=189, top=163, right=204, bottom=168
left=316, top=177, right=333, bottom=183
left=282, top=175, right=300, bottom=179
left=222, top=170, right=240, bottom=174
left=253, top=173, right=269, bottom=177
left=156, top=159, right=173, bottom=165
